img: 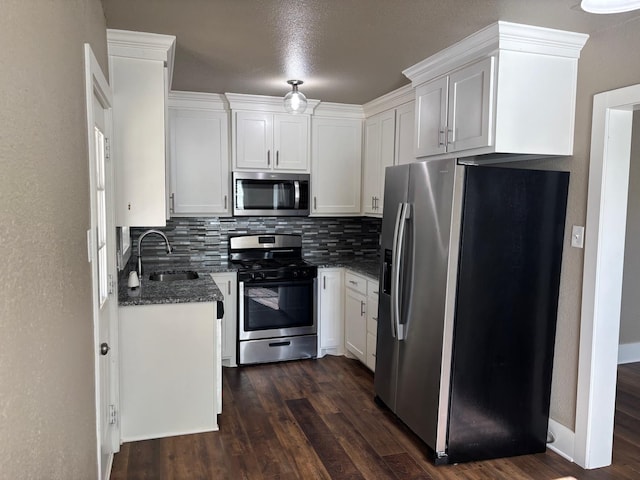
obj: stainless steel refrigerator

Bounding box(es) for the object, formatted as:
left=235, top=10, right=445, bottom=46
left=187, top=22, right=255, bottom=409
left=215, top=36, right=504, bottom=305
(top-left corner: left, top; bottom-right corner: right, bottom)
left=375, top=158, right=569, bottom=464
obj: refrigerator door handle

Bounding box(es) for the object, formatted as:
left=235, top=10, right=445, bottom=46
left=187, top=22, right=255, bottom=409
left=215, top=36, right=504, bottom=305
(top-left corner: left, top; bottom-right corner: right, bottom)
left=390, top=203, right=404, bottom=339
left=395, top=203, right=409, bottom=341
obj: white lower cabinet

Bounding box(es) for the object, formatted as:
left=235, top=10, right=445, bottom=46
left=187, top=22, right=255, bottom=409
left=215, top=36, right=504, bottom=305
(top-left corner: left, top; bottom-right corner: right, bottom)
left=210, top=272, right=238, bottom=366
left=317, top=268, right=344, bottom=357
left=344, top=270, right=379, bottom=371
left=366, top=280, right=379, bottom=371
left=119, top=302, right=221, bottom=441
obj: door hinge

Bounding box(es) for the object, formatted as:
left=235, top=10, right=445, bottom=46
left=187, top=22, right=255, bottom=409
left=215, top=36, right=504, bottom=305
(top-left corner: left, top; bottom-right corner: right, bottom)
left=108, top=273, right=115, bottom=295
left=104, top=137, right=111, bottom=161
left=109, top=404, right=118, bottom=425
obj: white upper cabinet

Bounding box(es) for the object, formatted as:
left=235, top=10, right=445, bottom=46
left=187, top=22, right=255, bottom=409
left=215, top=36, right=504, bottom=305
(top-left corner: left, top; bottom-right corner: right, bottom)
left=167, top=92, right=230, bottom=217
left=404, top=21, right=589, bottom=162
left=235, top=112, right=273, bottom=170
left=395, top=101, right=416, bottom=165
left=447, top=57, right=493, bottom=153
left=362, top=109, right=395, bottom=215
left=108, top=30, right=175, bottom=227
left=274, top=114, right=309, bottom=171
left=227, top=94, right=318, bottom=173
left=415, top=77, right=448, bottom=157
left=311, top=104, right=363, bottom=216
left=362, top=85, right=415, bottom=217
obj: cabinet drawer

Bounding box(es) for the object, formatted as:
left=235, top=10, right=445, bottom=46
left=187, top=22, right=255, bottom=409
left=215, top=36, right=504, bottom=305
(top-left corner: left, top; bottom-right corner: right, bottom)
left=345, top=271, right=367, bottom=295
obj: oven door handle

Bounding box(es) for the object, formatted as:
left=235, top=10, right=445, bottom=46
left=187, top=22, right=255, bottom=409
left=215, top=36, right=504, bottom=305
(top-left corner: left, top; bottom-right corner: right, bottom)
left=294, top=180, right=300, bottom=210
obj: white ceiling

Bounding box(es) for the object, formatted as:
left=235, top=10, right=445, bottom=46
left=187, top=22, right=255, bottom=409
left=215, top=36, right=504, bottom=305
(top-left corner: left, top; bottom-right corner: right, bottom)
left=100, top=0, right=640, bottom=105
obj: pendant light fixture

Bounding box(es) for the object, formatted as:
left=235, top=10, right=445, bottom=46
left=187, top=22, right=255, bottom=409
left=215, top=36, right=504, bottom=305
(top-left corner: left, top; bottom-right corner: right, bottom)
left=581, top=0, right=640, bottom=13
left=283, top=80, right=307, bottom=114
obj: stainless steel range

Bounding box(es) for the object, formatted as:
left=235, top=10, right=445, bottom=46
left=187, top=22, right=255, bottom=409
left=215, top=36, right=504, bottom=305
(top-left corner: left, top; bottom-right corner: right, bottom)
left=229, top=234, right=317, bottom=365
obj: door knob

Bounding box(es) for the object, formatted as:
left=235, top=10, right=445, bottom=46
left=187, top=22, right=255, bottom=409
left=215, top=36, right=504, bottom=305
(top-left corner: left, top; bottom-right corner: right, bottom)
left=100, top=342, right=110, bottom=356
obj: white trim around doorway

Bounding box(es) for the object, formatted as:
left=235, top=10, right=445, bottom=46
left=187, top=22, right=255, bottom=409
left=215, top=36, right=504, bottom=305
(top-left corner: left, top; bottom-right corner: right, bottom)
left=574, top=83, right=640, bottom=469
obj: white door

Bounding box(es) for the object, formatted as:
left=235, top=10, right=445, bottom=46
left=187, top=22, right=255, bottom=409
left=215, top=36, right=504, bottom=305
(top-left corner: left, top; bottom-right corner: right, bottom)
left=362, top=116, right=381, bottom=214
left=395, top=101, right=416, bottom=165
left=415, top=76, right=448, bottom=157
left=169, top=108, right=230, bottom=215
left=448, top=57, right=494, bottom=153
left=85, top=44, right=118, bottom=480
left=235, top=111, right=272, bottom=169
left=274, top=114, right=309, bottom=171
left=310, top=117, right=362, bottom=215
left=378, top=109, right=396, bottom=214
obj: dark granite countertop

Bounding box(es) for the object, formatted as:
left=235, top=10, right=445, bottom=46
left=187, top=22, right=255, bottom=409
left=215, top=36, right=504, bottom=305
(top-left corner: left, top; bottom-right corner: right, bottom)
left=118, top=263, right=232, bottom=306
left=306, top=257, right=380, bottom=281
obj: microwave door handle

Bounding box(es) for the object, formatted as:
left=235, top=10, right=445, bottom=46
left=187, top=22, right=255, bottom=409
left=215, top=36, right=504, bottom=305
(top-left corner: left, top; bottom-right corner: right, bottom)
left=294, top=181, right=300, bottom=209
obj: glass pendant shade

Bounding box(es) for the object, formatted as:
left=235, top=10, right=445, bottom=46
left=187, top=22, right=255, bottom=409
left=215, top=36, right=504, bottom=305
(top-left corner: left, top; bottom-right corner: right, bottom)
left=284, top=80, right=307, bottom=114
left=581, top=0, right=640, bottom=13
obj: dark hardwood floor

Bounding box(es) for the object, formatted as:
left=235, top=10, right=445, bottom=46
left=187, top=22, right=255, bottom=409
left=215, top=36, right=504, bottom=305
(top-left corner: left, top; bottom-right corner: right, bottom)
left=111, top=357, right=640, bottom=479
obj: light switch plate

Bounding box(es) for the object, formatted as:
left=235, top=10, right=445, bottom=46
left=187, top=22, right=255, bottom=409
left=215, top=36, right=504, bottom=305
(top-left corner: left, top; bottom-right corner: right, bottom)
left=571, top=225, right=585, bottom=249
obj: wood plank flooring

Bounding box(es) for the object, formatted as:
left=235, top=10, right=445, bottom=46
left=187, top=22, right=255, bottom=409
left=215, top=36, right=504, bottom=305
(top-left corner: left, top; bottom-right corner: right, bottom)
left=111, top=357, right=640, bottom=479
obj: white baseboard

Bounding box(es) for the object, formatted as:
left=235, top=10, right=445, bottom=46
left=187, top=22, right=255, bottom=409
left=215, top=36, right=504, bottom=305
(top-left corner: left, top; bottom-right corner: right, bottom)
left=618, top=342, right=640, bottom=364
left=547, top=418, right=575, bottom=462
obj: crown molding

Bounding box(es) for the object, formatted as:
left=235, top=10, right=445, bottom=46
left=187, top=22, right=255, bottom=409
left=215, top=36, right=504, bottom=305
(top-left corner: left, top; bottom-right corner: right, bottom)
left=313, top=102, right=364, bottom=119
left=403, top=21, right=589, bottom=86
left=225, top=93, right=320, bottom=115
left=107, top=29, right=176, bottom=87
left=363, top=84, right=414, bottom=117
left=168, top=91, right=228, bottom=111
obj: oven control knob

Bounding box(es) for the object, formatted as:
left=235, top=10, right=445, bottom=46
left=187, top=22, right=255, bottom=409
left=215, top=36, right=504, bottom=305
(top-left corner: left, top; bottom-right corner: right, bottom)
left=293, top=271, right=299, bottom=278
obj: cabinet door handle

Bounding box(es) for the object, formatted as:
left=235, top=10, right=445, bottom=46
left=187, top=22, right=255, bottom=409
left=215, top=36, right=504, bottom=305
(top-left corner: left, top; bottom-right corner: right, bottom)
left=438, top=129, right=446, bottom=147
left=447, top=128, right=453, bottom=146
left=170, top=193, right=175, bottom=213
left=360, top=300, right=366, bottom=316
left=314, top=196, right=317, bottom=210
left=372, top=196, right=375, bottom=210
left=224, top=195, right=228, bottom=210
left=323, top=276, right=326, bottom=289
left=276, top=150, right=279, bottom=166
left=227, top=280, right=231, bottom=295
left=267, top=150, right=271, bottom=166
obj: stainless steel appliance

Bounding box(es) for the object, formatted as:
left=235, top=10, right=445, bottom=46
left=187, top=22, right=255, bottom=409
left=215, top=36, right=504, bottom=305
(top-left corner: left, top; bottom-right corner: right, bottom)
left=230, top=234, right=317, bottom=365
left=233, top=172, right=310, bottom=216
left=375, top=159, right=569, bottom=464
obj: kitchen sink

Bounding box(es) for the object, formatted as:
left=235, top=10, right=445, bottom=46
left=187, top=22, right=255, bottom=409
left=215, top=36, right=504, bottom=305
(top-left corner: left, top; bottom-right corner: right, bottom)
left=148, top=270, right=199, bottom=282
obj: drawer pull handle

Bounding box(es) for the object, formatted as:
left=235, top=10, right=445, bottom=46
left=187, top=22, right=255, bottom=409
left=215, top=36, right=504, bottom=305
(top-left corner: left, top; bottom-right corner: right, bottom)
left=269, top=341, right=291, bottom=347
left=373, top=291, right=379, bottom=295
left=349, top=280, right=358, bottom=285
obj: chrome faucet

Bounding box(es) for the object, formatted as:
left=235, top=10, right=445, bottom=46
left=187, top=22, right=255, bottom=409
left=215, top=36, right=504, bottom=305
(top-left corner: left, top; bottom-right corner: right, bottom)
left=137, top=229, right=173, bottom=276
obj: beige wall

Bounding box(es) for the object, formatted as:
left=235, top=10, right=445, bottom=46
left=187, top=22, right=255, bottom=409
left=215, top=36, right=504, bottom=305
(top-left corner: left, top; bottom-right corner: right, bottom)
left=548, top=17, right=640, bottom=429
left=0, top=0, right=107, bottom=478
left=620, top=111, right=640, bottom=345
left=503, top=17, right=640, bottom=429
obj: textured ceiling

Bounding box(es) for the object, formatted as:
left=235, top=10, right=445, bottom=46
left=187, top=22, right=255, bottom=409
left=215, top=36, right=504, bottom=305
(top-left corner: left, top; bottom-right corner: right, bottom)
left=100, top=0, right=640, bottom=105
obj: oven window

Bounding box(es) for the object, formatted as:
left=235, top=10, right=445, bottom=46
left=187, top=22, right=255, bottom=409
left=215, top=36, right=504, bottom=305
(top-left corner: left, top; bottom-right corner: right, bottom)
left=243, top=280, right=314, bottom=331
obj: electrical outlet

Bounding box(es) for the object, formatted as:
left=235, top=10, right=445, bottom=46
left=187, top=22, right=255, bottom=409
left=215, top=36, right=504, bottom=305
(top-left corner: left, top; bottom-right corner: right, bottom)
left=571, top=225, right=585, bottom=249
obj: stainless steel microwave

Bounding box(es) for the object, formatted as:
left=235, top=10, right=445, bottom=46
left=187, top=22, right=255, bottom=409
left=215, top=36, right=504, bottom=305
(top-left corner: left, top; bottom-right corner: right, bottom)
left=232, top=172, right=310, bottom=216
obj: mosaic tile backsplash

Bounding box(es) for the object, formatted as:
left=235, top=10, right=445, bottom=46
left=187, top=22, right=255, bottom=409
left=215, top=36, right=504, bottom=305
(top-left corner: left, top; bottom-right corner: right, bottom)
left=130, top=217, right=381, bottom=267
